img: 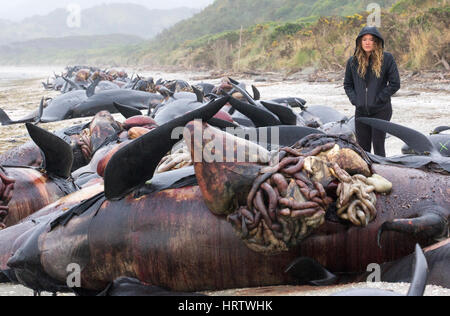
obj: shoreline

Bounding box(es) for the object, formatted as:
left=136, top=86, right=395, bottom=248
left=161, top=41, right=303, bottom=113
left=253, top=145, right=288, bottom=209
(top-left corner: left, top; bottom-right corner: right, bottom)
left=0, top=65, right=448, bottom=91
left=0, top=70, right=448, bottom=157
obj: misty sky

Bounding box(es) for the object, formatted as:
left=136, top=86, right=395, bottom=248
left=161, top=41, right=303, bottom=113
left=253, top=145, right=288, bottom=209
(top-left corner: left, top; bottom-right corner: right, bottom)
left=1, top=0, right=215, bottom=21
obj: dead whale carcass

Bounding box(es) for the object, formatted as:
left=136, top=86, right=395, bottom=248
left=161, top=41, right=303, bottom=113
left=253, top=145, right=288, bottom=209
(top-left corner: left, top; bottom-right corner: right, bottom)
left=4, top=106, right=448, bottom=294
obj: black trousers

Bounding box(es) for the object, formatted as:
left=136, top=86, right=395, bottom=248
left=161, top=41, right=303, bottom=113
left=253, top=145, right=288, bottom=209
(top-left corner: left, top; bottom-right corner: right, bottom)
left=355, top=107, right=393, bottom=157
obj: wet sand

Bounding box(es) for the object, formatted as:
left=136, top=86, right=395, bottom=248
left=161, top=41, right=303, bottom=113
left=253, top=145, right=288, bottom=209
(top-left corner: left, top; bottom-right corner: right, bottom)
left=0, top=282, right=449, bottom=296
left=0, top=67, right=448, bottom=296
left=207, top=282, right=450, bottom=296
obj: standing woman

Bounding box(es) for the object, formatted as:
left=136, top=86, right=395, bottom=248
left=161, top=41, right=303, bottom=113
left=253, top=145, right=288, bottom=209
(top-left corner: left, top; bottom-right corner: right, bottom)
left=344, top=26, right=401, bottom=157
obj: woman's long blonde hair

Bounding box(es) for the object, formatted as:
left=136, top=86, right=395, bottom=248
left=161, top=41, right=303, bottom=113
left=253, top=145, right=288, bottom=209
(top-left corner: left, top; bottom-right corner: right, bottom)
left=355, top=37, right=384, bottom=78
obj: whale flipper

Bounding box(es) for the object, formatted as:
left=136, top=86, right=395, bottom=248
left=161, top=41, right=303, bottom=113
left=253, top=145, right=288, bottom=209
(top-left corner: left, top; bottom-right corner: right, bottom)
left=260, top=101, right=297, bottom=125
left=407, top=244, right=429, bottom=297
left=113, top=102, right=142, bottom=119
left=285, top=257, right=337, bottom=286
left=357, top=118, right=436, bottom=155
left=229, top=98, right=281, bottom=128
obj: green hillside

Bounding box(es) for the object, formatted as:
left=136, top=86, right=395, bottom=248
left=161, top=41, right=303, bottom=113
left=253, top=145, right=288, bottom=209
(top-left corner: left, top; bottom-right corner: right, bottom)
left=150, top=0, right=398, bottom=51
left=137, top=0, right=449, bottom=72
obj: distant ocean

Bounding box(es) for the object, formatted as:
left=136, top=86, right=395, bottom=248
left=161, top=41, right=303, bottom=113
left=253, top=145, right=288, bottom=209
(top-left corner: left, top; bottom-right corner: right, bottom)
left=0, top=66, right=63, bottom=82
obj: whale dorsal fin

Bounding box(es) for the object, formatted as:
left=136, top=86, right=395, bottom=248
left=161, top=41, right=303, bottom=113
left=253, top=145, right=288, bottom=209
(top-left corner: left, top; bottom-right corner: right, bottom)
left=62, top=77, right=82, bottom=91
left=25, top=123, right=73, bottom=178
left=252, top=85, right=261, bottom=101
left=0, top=109, right=12, bottom=125
left=104, top=96, right=230, bottom=200
left=192, top=85, right=204, bottom=103
left=86, top=77, right=101, bottom=98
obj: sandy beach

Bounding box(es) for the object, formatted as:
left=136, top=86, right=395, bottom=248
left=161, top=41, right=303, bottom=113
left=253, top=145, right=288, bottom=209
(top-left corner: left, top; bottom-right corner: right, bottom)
left=0, top=67, right=448, bottom=296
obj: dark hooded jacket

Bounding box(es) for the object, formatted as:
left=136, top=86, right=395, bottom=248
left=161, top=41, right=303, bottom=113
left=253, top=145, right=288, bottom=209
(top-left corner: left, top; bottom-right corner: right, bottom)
left=344, top=27, right=401, bottom=115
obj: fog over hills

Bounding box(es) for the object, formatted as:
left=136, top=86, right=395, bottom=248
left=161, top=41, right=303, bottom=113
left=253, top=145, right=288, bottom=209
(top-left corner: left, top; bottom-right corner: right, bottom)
left=0, top=3, right=200, bottom=44
left=0, top=34, right=144, bottom=65
left=0, top=0, right=214, bottom=21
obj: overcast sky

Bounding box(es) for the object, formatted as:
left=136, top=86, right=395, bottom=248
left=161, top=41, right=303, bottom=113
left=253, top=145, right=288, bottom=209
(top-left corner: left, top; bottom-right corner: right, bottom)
left=1, top=0, right=215, bottom=21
